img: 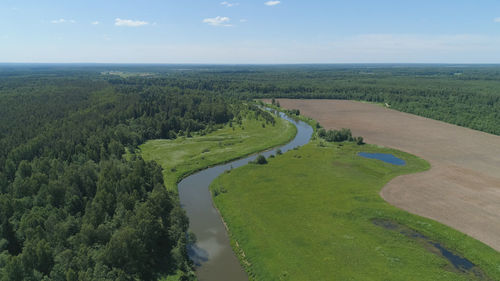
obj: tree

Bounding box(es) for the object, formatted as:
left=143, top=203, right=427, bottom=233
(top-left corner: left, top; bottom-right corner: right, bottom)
left=318, top=128, right=326, bottom=138
left=104, top=227, right=147, bottom=278
left=255, top=155, right=267, bottom=165
left=2, top=256, right=24, bottom=281
left=16, top=160, right=32, bottom=179
left=108, top=140, right=124, bottom=159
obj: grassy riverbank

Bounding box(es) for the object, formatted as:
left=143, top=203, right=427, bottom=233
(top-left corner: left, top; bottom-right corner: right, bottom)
left=211, top=141, right=500, bottom=280
left=139, top=110, right=297, bottom=192
left=141, top=109, right=296, bottom=280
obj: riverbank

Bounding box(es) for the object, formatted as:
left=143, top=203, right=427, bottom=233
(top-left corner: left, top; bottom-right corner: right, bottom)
left=211, top=139, right=500, bottom=280
left=176, top=110, right=312, bottom=281
left=140, top=112, right=297, bottom=192
left=139, top=108, right=298, bottom=280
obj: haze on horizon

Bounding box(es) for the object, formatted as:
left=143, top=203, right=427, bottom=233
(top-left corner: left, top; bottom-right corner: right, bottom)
left=2, top=0, right=500, bottom=64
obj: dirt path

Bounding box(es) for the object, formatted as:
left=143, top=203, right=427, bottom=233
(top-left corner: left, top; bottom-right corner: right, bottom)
left=269, top=99, right=500, bottom=251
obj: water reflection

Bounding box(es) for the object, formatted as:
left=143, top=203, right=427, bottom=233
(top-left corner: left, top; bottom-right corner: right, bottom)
left=178, top=109, right=313, bottom=281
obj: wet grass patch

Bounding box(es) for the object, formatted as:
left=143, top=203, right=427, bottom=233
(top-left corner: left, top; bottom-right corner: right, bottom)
left=372, top=219, right=491, bottom=280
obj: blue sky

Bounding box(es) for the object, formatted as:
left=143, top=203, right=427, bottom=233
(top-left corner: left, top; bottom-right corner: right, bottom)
left=2, top=0, right=500, bottom=63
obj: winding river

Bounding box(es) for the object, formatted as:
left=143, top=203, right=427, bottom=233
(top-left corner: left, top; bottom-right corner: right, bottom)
left=178, top=110, right=313, bottom=281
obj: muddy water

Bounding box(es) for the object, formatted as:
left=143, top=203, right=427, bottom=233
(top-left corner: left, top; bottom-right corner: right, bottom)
left=178, top=111, right=313, bottom=281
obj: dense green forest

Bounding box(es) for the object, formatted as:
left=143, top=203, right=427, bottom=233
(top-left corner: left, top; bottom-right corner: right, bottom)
left=0, top=69, right=234, bottom=280
left=1, top=64, right=500, bottom=280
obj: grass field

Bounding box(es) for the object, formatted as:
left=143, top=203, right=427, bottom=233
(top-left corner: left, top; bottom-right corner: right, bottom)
left=274, top=98, right=500, bottom=253
left=210, top=141, right=500, bottom=281
left=139, top=111, right=297, bottom=192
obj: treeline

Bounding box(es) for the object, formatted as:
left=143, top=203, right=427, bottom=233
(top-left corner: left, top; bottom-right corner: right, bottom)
left=99, top=65, right=500, bottom=136
left=0, top=73, right=236, bottom=280
left=318, top=128, right=364, bottom=145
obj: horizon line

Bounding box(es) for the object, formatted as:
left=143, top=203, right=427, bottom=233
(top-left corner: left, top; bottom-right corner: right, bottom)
left=2, top=62, right=500, bottom=66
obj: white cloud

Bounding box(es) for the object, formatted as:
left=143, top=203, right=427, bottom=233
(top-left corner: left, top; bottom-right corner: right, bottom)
left=203, top=16, right=232, bottom=27
left=220, top=1, right=238, bottom=7
left=91, top=21, right=99, bottom=25
left=264, top=1, right=280, bottom=6
left=494, top=17, right=500, bottom=23
left=51, top=18, right=75, bottom=24
left=114, top=18, right=148, bottom=27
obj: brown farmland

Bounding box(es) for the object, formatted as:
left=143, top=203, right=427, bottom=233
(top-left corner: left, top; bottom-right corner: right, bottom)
left=270, top=99, right=500, bottom=251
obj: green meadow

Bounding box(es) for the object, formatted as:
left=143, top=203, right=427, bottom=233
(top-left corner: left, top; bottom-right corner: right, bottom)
left=211, top=141, right=500, bottom=281
left=139, top=112, right=297, bottom=192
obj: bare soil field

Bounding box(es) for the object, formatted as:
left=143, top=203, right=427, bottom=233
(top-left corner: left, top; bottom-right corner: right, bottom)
left=269, top=99, right=500, bottom=251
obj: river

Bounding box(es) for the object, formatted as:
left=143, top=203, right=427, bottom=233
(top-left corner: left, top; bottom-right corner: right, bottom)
left=178, top=110, right=313, bottom=281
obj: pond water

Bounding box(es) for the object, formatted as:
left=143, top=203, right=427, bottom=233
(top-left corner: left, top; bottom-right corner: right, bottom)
left=178, top=110, right=313, bottom=281
left=358, top=152, right=406, bottom=166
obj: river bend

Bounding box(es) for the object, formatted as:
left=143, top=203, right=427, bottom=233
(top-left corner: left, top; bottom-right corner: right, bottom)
left=178, top=110, right=313, bottom=281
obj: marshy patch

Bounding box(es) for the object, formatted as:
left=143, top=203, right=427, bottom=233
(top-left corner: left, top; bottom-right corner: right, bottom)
left=372, top=219, right=491, bottom=280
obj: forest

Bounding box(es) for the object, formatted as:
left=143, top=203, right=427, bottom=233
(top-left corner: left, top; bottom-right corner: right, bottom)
left=0, top=69, right=234, bottom=280
left=1, top=64, right=500, bottom=280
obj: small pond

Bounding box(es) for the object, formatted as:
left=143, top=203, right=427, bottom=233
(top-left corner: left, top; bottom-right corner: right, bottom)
left=358, top=152, right=406, bottom=166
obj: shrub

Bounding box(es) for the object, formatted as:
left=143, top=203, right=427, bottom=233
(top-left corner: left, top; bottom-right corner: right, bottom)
left=256, top=155, right=268, bottom=164
left=318, top=128, right=326, bottom=138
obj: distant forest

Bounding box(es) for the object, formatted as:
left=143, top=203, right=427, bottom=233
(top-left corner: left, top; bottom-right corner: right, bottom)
left=133, top=64, right=499, bottom=135
left=1, top=64, right=500, bottom=280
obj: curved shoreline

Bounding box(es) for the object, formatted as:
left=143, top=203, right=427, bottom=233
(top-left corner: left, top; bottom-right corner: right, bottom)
left=178, top=110, right=313, bottom=281
left=170, top=120, right=298, bottom=192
